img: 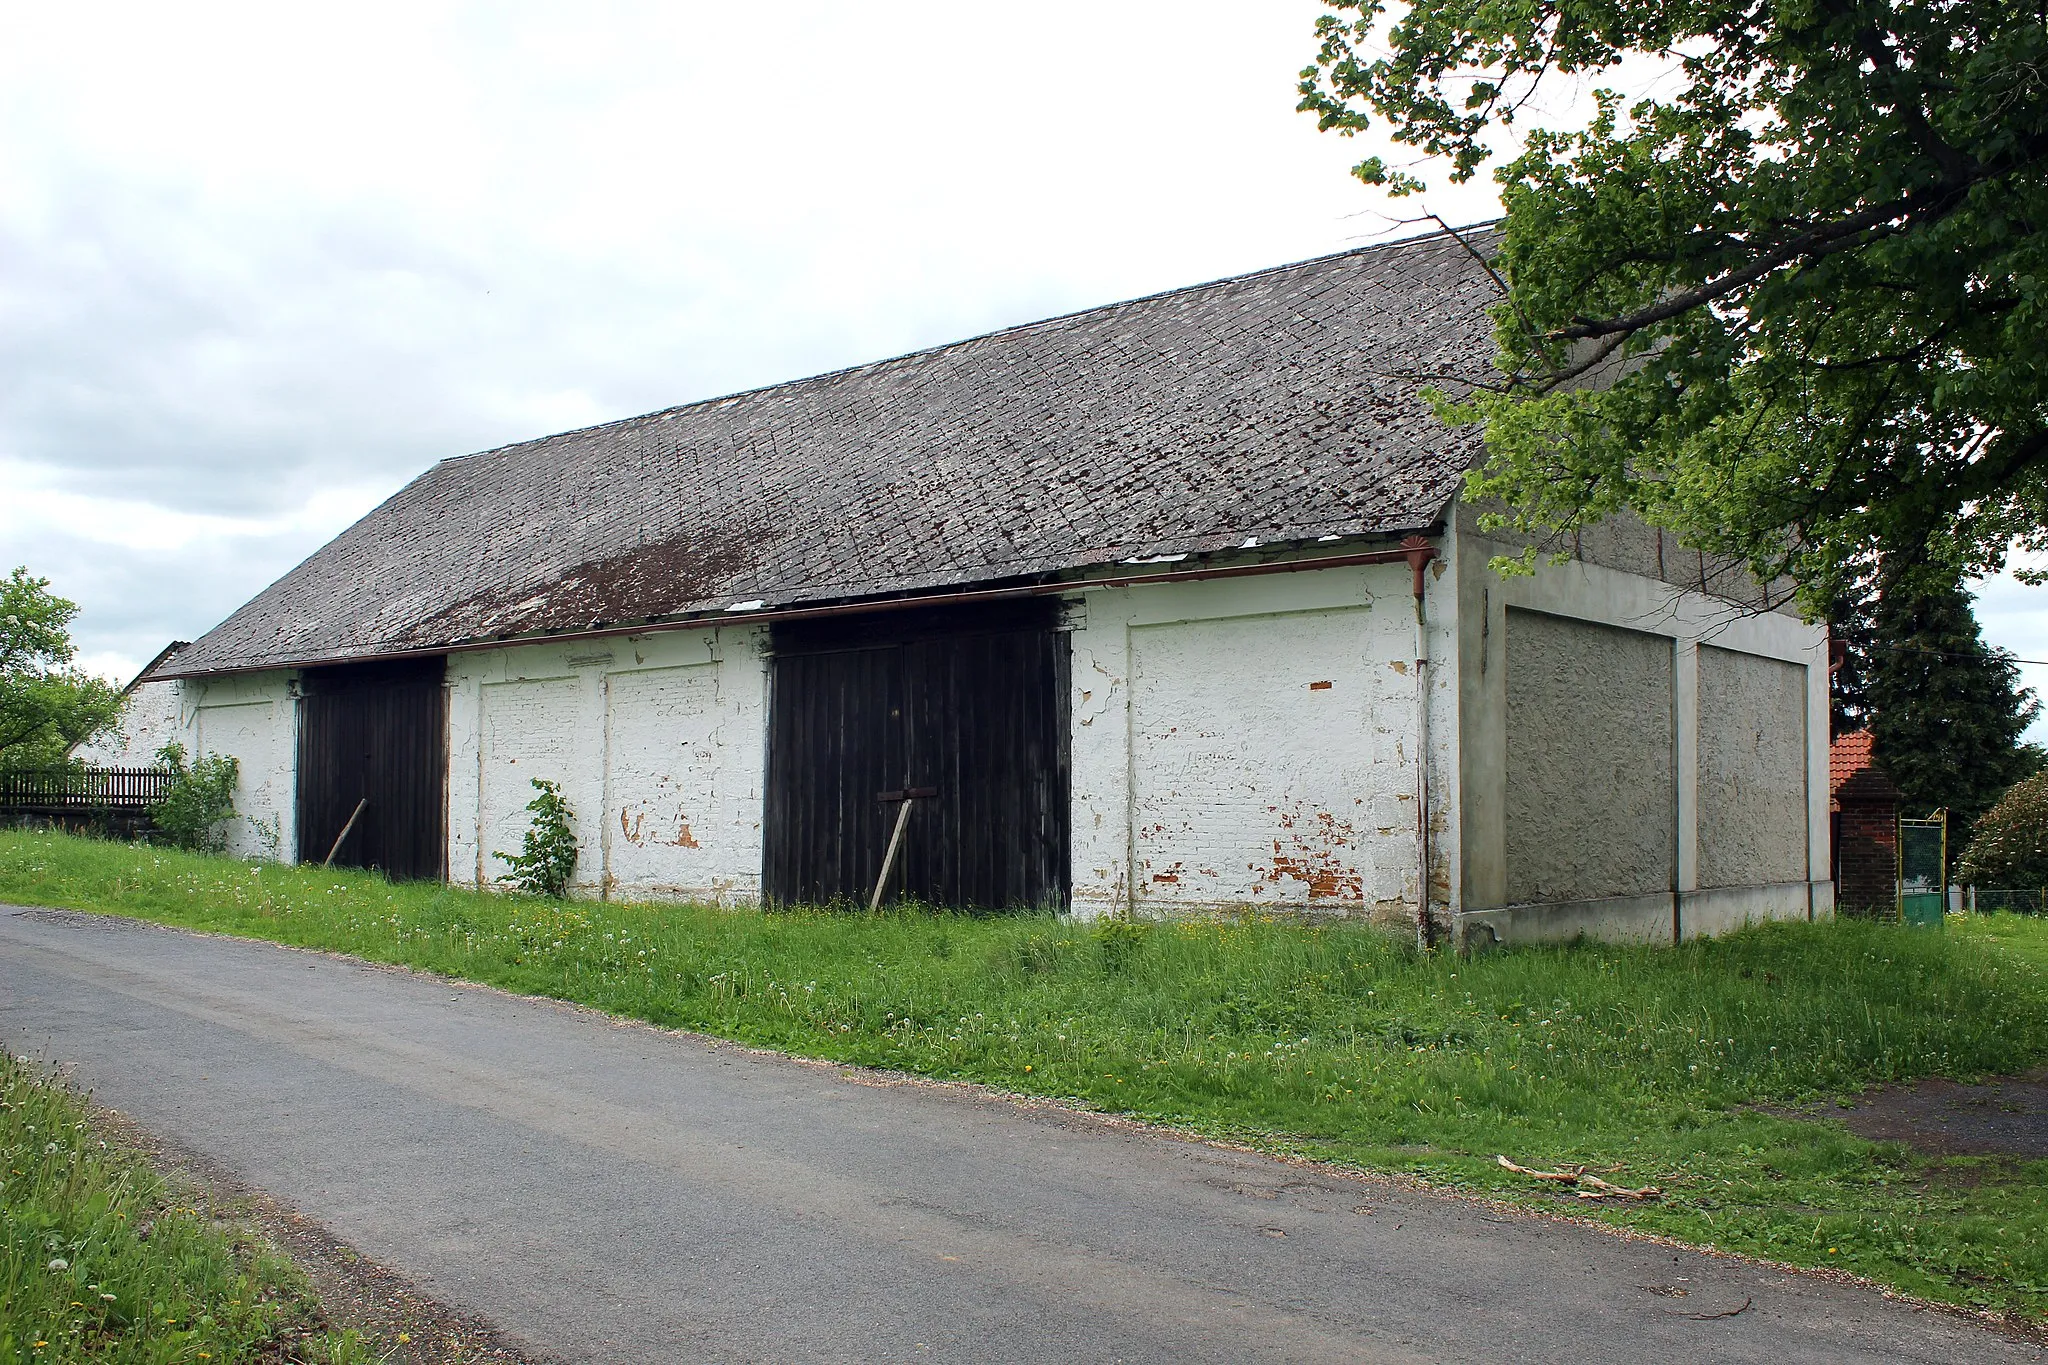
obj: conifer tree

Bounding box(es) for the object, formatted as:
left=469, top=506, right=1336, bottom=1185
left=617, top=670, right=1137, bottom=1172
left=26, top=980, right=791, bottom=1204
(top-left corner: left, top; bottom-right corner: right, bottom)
left=1867, top=560, right=2040, bottom=830
left=1826, top=570, right=1878, bottom=739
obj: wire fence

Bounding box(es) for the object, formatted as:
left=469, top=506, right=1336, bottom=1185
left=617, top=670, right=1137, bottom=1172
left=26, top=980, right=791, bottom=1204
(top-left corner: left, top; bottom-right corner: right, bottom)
left=1971, top=888, right=2048, bottom=915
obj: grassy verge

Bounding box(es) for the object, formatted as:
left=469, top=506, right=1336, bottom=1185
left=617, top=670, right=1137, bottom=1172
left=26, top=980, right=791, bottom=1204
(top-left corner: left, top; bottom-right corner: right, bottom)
left=5, top=829, right=2048, bottom=1320
left=1, top=1050, right=364, bottom=1364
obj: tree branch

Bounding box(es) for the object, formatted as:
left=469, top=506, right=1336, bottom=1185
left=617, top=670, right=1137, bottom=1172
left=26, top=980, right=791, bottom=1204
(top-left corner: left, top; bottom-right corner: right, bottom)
left=1853, top=23, right=1979, bottom=184
left=1553, top=193, right=1934, bottom=342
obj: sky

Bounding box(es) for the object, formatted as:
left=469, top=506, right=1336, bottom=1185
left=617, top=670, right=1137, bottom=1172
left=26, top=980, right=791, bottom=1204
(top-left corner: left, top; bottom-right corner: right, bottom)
left=3, top=1, right=2043, bottom=729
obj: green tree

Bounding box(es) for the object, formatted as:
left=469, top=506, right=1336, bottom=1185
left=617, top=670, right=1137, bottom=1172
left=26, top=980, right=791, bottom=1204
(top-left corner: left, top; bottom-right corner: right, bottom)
left=1957, top=770, right=2048, bottom=887
left=1827, top=567, right=1880, bottom=738
left=1299, top=0, right=2048, bottom=607
left=0, top=567, right=122, bottom=769
left=1865, top=558, right=2040, bottom=828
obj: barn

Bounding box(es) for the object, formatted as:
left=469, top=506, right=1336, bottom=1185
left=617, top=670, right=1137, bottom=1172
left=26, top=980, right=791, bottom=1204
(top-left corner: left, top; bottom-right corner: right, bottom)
left=95, top=228, right=1834, bottom=946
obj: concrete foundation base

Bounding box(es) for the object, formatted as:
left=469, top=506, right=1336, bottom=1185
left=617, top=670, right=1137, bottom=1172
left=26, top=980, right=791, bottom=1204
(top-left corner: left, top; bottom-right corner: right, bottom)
left=1459, top=880, right=1836, bottom=949
left=1680, top=881, right=1832, bottom=939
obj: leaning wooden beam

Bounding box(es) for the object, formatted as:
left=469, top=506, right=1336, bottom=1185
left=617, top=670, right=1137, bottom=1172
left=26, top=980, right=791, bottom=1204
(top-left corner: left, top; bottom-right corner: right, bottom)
left=868, top=797, right=916, bottom=914
left=323, top=798, right=369, bottom=869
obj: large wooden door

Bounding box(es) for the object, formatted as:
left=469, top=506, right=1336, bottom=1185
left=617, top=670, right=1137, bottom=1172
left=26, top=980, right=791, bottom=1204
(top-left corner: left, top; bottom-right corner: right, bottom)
left=296, top=657, right=447, bottom=880
left=763, top=602, right=1069, bottom=911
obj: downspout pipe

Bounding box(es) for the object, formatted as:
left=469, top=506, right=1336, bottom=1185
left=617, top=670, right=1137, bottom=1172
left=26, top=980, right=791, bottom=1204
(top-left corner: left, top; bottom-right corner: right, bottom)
left=1402, top=536, right=1437, bottom=951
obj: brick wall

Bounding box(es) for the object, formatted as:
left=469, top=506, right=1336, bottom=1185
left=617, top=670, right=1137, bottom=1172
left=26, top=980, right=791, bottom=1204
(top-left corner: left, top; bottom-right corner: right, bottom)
left=1835, top=801, right=1897, bottom=917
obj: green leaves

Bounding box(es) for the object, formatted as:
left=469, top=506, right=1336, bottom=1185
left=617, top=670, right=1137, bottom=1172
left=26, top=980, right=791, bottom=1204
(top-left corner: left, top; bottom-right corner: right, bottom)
left=494, top=778, right=580, bottom=899
left=1960, top=772, right=2048, bottom=886
left=0, top=568, right=121, bottom=770
left=1865, top=562, right=2042, bottom=829
left=150, top=742, right=241, bottom=854
left=1302, top=0, right=2048, bottom=603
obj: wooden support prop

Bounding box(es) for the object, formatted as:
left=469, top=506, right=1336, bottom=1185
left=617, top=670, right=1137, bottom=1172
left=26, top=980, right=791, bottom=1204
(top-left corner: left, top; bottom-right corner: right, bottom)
left=868, top=787, right=936, bottom=912
left=323, top=798, right=369, bottom=868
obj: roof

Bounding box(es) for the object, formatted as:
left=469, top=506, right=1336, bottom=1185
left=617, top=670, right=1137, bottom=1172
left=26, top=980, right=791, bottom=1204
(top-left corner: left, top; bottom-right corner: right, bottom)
left=1831, top=730, right=1898, bottom=806
left=162, top=227, right=1502, bottom=679
left=124, top=641, right=188, bottom=694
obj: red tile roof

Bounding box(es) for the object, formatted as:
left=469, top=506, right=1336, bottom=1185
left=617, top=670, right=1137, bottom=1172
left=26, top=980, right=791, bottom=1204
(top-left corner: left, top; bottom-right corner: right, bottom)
left=1831, top=729, right=1897, bottom=806
left=1832, top=729, right=1875, bottom=791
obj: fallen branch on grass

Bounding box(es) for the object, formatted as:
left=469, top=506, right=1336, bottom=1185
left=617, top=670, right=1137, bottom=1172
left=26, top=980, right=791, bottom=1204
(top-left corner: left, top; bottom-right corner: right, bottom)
left=1496, top=1155, right=1662, bottom=1201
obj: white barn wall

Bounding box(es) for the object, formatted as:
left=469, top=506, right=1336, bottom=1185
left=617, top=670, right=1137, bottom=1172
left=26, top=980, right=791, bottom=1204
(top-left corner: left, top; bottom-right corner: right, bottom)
left=1066, top=558, right=1459, bottom=925
left=446, top=626, right=768, bottom=904
left=72, top=678, right=186, bottom=769
left=191, top=672, right=298, bottom=861
left=72, top=672, right=297, bottom=860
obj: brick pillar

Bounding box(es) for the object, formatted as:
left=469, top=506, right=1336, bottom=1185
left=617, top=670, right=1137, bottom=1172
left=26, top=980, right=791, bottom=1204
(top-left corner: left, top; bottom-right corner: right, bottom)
left=1835, top=800, right=1897, bottom=917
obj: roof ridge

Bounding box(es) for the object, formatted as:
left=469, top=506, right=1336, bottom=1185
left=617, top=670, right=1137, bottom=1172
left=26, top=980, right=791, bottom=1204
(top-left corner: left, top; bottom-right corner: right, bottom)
left=445, top=221, right=1502, bottom=465
left=167, top=224, right=1504, bottom=676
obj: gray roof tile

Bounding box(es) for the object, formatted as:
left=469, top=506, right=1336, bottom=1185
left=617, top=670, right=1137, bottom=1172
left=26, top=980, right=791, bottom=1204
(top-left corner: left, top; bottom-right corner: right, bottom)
left=165, top=227, right=1499, bottom=677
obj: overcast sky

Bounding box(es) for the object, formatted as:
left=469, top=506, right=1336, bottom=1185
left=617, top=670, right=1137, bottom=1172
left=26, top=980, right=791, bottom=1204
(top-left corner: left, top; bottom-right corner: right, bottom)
left=4, top=0, right=2042, bottom=729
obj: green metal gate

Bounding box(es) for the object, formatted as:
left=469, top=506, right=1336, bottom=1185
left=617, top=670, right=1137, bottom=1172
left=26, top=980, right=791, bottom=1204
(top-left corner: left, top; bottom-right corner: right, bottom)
left=1898, top=810, right=1948, bottom=928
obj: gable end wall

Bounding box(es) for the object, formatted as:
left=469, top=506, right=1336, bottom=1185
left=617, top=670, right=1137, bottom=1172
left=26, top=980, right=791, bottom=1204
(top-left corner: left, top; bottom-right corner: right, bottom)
left=1454, top=510, right=1832, bottom=947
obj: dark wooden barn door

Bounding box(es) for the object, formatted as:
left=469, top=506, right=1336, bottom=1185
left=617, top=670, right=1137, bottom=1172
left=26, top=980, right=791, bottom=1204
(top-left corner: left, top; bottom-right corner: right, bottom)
left=763, top=602, right=1069, bottom=912
left=296, top=657, right=447, bottom=880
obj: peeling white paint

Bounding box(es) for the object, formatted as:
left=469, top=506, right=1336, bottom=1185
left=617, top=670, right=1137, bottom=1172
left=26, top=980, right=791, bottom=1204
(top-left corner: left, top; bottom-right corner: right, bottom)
left=86, top=671, right=298, bottom=861
left=1064, top=563, right=1457, bottom=925
left=445, top=626, right=767, bottom=904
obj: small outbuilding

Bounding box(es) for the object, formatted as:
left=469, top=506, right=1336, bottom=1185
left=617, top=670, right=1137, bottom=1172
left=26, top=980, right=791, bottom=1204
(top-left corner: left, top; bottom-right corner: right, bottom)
left=105, top=229, right=1834, bottom=945
left=1829, top=729, right=1900, bottom=916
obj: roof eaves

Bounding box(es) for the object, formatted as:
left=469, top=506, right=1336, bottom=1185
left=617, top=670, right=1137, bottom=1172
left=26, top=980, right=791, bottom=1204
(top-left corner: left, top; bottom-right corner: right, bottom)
left=149, top=522, right=1449, bottom=681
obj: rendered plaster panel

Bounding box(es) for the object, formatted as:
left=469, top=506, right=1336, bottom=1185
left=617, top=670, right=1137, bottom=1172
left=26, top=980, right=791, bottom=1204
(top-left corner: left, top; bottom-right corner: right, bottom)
left=1504, top=610, right=1674, bottom=904
left=189, top=671, right=297, bottom=860
left=478, top=676, right=587, bottom=891
left=1456, top=513, right=1827, bottom=929
left=1124, top=605, right=1412, bottom=915
left=1696, top=645, right=1809, bottom=889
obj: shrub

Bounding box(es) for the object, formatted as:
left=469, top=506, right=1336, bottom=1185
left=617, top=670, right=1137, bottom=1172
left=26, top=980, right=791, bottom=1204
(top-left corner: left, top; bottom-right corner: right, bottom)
left=1959, top=771, right=2048, bottom=887
left=150, top=741, right=240, bottom=852
left=494, top=778, right=579, bottom=898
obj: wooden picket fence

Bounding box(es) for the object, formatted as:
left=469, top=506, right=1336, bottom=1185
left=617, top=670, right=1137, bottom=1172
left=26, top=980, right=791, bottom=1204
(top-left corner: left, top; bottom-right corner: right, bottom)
left=0, top=766, right=172, bottom=813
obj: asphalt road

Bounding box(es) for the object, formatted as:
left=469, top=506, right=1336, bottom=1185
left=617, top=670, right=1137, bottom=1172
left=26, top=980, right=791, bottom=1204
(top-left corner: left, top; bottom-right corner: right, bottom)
left=2, top=904, right=2037, bottom=1365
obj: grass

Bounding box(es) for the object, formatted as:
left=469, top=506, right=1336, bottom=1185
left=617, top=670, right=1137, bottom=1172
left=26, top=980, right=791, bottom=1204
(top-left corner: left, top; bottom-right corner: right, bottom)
left=0, top=1050, right=365, bottom=1364
left=5, top=829, right=2048, bottom=1320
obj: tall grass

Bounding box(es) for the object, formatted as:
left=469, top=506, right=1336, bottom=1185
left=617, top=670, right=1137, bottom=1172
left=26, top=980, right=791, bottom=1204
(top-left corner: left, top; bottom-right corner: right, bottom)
left=0, top=1053, right=363, bottom=1363
left=5, top=828, right=2048, bottom=1317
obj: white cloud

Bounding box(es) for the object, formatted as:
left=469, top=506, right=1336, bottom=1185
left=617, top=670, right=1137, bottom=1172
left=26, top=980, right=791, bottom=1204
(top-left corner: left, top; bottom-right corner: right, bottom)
left=4, top=0, right=1506, bottom=676
left=0, top=460, right=385, bottom=554
left=1974, top=555, right=2048, bottom=743
left=4, top=0, right=2037, bottom=721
